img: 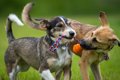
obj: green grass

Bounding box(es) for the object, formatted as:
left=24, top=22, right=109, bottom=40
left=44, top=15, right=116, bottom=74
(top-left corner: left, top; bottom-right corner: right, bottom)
left=0, top=15, right=120, bottom=80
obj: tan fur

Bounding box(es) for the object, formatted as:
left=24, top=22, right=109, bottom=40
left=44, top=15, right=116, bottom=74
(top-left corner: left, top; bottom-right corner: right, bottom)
left=69, top=12, right=120, bottom=80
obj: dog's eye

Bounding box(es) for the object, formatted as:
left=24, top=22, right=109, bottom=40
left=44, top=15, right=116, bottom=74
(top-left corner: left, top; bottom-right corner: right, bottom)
left=91, top=32, right=93, bottom=37
left=56, top=23, right=63, bottom=27
left=57, top=24, right=63, bottom=27
left=92, top=38, right=97, bottom=42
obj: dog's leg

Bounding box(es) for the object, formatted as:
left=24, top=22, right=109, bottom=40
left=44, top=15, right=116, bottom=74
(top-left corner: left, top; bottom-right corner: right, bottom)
left=41, top=69, right=55, bottom=80
left=8, top=58, right=21, bottom=80
left=9, top=65, right=21, bottom=80
left=63, top=65, right=71, bottom=80
left=79, top=60, right=89, bottom=80
left=90, top=63, right=102, bottom=80
left=55, top=69, right=62, bottom=80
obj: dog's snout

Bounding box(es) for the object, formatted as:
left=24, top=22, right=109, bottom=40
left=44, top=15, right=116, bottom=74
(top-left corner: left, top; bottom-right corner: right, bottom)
left=118, top=41, right=120, bottom=47
left=79, top=39, right=86, bottom=46
left=69, top=31, right=75, bottom=37
left=79, top=39, right=97, bottom=50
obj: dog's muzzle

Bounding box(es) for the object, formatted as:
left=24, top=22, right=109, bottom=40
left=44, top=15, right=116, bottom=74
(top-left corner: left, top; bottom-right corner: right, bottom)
left=69, top=31, right=75, bottom=37
left=118, top=41, right=120, bottom=47
left=63, top=31, right=76, bottom=40
left=79, top=39, right=97, bottom=50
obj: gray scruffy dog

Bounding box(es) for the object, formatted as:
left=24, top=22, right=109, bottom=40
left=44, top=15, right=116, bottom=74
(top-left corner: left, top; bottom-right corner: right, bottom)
left=4, top=2, right=76, bottom=80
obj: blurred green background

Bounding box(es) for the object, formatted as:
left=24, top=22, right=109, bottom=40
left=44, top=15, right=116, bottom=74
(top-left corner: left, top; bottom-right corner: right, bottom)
left=0, top=0, right=120, bottom=80
left=0, top=0, right=120, bottom=17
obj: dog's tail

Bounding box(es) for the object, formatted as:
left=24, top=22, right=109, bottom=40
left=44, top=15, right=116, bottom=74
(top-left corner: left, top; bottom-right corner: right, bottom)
left=6, top=14, right=24, bottom=43
left=22, top=2, right=48, bottom=30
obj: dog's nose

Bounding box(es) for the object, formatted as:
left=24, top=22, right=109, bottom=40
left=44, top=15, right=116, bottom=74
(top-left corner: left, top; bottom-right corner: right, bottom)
left=118, top=41, right=120, bottom=47
left=69, top=31, right=75, bottom=37
left=79, top=39, right=86, bottom=47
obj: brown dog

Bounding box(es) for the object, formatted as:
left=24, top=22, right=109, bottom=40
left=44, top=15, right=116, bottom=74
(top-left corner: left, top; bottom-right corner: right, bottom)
left=69, top=12, right=120, bottom=80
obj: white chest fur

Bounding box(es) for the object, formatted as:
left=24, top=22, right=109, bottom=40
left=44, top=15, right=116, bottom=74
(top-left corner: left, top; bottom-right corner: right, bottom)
left=57, top=46, right=72, bottom=66
left=47, top=46, right=72, bottom=71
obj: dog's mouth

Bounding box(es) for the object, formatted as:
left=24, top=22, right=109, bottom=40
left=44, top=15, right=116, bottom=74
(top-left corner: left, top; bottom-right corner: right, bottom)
left=79, top=39, right=114, bottom=51
left=79, top=39, right=98, bottom=50
left=59, top=34, right=74, bottom=40
left=81, top=45, right=98, bottom=50
left=63, top=36, right=74, bottom=40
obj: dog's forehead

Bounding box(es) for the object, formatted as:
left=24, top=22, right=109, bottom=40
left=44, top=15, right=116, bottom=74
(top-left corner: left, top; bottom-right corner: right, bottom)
left=50, top=16, right=68, bottom=26
left=58, top=16, right=68, bottom=24
left=94, top=27, right=117, bottom=42
left=95, top=27, right=113, bottom=35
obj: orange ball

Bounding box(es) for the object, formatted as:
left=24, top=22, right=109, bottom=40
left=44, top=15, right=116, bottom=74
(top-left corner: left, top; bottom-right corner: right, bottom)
left=73, top=43, right=83, bottom=54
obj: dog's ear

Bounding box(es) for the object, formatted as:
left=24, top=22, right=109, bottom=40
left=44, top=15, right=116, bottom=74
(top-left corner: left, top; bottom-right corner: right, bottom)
left=99, top=11, right=109, bottom=27
left=22, top=2, right=49, bottom=30
left=35, top=18, right=50, bottom=29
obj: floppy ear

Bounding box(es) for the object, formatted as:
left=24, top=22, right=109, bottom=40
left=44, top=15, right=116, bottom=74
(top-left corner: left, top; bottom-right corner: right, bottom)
left=35, top=18, right=50, bottom=29
left=99, top=11, right=109, bottom=27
